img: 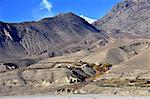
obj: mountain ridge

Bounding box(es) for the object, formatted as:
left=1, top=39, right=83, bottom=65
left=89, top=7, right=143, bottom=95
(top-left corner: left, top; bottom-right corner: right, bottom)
left=0, top=12, right=107, bottom=62
left=93, top=0, right=150, bottom=36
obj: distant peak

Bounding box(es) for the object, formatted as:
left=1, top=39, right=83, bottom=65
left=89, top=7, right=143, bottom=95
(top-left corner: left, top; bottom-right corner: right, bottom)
left=38, top=12, right=80, bottom=23
left=57, top=12, right=77, bottom=17
left=39, top=13, right=76, bottom=22
left=80, top=15, right=97, bottom=24
left=53, top=12, right=83, bottom=21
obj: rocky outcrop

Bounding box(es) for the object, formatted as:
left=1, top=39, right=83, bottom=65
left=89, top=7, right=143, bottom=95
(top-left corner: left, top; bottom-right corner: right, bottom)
left=0, top=61, right=112, bottom=95
left=94, top=0, right=150, bottom=36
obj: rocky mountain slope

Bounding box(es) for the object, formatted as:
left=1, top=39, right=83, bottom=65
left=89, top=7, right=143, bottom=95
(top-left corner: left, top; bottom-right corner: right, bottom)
left=1, top=0, right=150, bottom=96
left=0, top=12, right=107, bottom=62
left=94, top=0, right=150, bottom=36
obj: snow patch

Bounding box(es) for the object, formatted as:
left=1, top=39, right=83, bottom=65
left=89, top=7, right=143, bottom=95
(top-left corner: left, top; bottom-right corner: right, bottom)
left=80, top=15, right=97, bottom=24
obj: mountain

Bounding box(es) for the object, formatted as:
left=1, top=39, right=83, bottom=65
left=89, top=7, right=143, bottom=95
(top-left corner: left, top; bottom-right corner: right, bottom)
left=0, top=12, right=107, bottom=62
left=94, top=0, right=150, bottom=36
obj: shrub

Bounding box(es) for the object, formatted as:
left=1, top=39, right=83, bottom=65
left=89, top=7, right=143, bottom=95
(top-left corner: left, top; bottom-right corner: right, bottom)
left=102, top=63, right=112, bottom=68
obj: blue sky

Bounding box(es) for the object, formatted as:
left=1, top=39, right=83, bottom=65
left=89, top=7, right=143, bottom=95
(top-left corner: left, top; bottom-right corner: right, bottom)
left=0, top=0, right=122, bottom=23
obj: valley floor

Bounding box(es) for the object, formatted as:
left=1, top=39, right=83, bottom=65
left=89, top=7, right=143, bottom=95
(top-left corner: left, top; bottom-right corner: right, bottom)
left=0, top=38, right=150, bottom=96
